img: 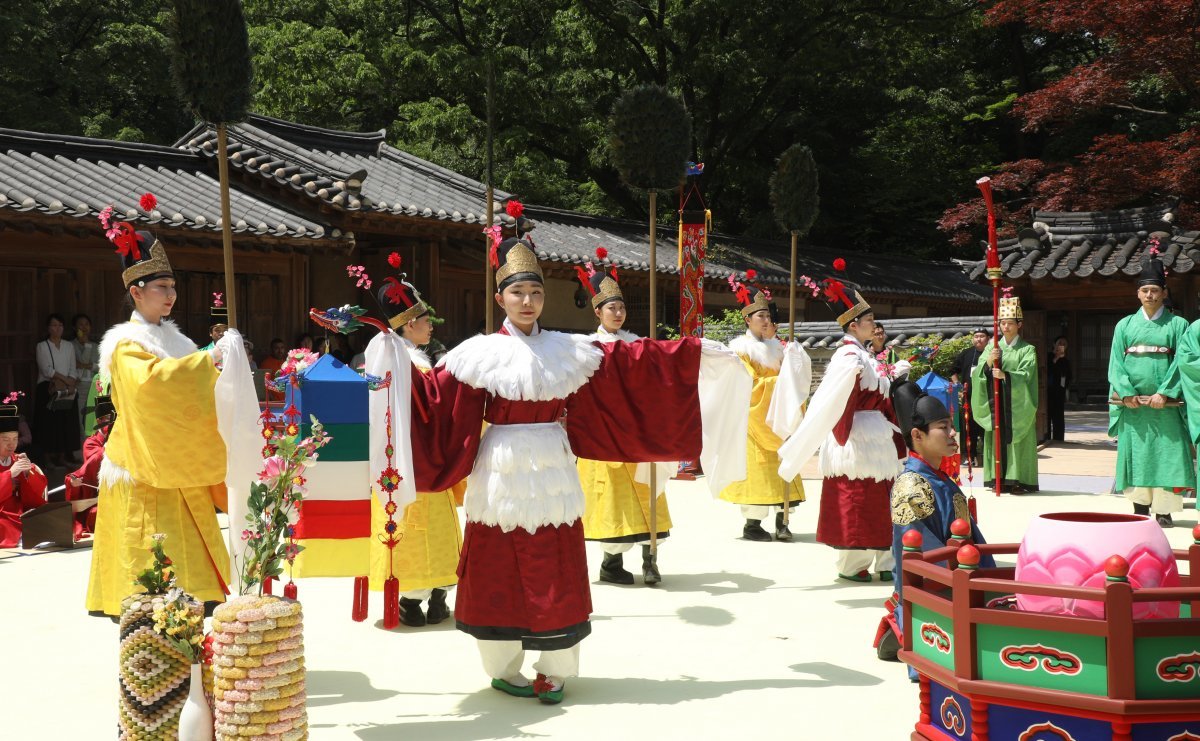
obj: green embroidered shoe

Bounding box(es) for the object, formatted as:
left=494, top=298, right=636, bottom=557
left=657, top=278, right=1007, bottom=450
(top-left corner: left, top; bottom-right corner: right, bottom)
left=491, top=678, right=536, bottom=698
left=534, top=673, right=565, bottom=704
left=837, top=570, right=872, bottom=583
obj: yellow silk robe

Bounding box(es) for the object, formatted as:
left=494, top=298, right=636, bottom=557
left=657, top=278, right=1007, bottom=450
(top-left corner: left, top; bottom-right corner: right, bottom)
left=86, top=329, right=231, bottom=615
left=719, top=336, right=806, bottom=506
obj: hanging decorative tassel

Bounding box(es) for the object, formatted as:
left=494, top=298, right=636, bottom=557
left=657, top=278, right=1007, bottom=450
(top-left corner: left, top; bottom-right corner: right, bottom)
left=968, top=496, right=978, bottom=523
left=262, top=577, right=273, bottom=595
left=383, top=577, right=400, bottom=629
left=283, top=581, right=298, bottom=600
left=352, top=576, right=369, bottom=621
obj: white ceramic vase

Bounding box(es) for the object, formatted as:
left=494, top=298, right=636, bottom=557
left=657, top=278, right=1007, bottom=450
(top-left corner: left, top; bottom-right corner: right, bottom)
left=178, top=663, right=214, bottom=741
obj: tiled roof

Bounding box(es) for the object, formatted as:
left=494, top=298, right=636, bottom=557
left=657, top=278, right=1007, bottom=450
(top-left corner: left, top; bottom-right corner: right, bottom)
left=770, top=315, right=994, bottom=349
left=526, top=206, right=990, bottom=302
left=962, top=202, right=1196, bottom=282
left=178, top=115, right=508, bottom=225
left=0, top=126, right=343, bottom=243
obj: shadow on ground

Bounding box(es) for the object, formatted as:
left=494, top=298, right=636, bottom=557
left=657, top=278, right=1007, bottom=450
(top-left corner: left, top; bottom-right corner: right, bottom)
left=651, top=571, right=774, bottom=596
left=307, top=670, right=400, bottom=707
left=352, top=662, right=883, bottom=740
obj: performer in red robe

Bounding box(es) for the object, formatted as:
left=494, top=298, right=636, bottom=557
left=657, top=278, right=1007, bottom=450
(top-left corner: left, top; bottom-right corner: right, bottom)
left=407, top=228, right=749, bottom=704
left=777, top=275, right=907, bottom=583
left=1, top=396, right=48, bottom=548
left=64, top=395, right=113, bottom=539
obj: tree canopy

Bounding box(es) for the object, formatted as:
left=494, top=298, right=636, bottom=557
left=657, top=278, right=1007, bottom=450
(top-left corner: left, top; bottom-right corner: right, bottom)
left=2, top=0, right=1139, bottom=259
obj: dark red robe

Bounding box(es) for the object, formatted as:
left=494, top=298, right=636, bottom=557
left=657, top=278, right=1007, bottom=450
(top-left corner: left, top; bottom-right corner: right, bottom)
left=0, top=458, right=48, bottom=548
left=65, top=427, right=107, bottom=538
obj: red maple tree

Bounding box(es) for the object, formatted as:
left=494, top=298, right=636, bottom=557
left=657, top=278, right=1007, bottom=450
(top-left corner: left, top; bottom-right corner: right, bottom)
left=940, top=0, right=1200, bottom=248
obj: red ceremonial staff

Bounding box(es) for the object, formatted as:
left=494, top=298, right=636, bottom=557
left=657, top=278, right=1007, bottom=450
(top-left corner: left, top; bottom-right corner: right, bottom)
left=976, top=177, right=1004, bottom=498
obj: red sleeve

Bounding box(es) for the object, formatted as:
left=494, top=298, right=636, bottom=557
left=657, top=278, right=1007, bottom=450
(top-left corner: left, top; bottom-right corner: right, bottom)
left=566, top=337, right=702, bottom=462
left=18, top=469, right=47, bottom=510
left=410, top=364, right=487, bottom=492
left=66, top=432, right=106, bottom=499
left=831, top=384, right=861, bottom=446
left=0, top=471, right=12, bottom=508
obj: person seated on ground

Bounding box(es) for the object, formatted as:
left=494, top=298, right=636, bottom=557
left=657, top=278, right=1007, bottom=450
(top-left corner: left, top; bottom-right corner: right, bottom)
left=875, top=381, right=993, bottom=673
left=64, top=395, right=114, bottom=540
left=1, top=398, right=48, bottom=548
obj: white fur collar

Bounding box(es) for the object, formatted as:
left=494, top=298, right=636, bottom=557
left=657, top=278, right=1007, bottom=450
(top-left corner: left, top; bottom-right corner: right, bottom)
left=728, top=331, right=784, bottom=370
left=591, top=327, right=639, bottom=344
left=830, top=336, right=887, bottom=394
left=440, top=325, right=603, bottom=401
left=98, top=311, right=199, bottom=378
left=402, top=338, right=432, bottom=370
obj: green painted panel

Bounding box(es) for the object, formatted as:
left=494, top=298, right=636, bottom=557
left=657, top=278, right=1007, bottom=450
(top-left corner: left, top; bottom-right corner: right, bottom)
left=299, top=422, right=369, bottom=462
left=1134, top=634, right=1200, bottom=699
left=977, top=623, right=1107, bottom=695
left=911, top=603, right=955, bottom=672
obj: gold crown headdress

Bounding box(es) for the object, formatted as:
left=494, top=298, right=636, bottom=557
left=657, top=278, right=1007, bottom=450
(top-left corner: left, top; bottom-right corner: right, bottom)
left=575, top=247, right=623, bottom=309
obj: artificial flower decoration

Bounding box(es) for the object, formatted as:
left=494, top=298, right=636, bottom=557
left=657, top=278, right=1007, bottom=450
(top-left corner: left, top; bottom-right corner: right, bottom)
left=388, top=251, right=403, bottom=268
left=506, top=199, right=524, bottom=218
left=109, top=222, right=142, bottom=260
left=596, top=246, right=609, bottom=260
left=213, top=292, right=224, bottom=308
left=833, top=257, right=846, bottom=272
left=139, top=192, right=158, bottom=212
left=745, top=269, right=758, bottom=280
left=2, top=390, right=24, bottom=404
left=346, top=264, right=372, bottom=290
left=98, top=205, right=114, bottom=230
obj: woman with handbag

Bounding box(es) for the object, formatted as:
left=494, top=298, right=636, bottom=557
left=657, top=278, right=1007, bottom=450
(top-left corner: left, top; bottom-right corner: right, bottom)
left=34, top=313, right=81, bottom=468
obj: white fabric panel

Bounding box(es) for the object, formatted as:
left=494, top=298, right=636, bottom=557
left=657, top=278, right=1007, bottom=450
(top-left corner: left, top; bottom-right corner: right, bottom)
left=364, top=332, right=419, bottom=519
left=213, top=328, right=267, bottom=595
left=301, top=459, right=373, bottom=502
left=767, top=341, right=813, bottom=440
left=697, top=339, right=752, bottom=497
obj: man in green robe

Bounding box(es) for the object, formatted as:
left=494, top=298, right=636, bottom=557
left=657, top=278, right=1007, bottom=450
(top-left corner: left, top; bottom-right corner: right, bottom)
left=971, top=295, right=1039, bottom=493
left=1111, top=257, right=1194, bottom=527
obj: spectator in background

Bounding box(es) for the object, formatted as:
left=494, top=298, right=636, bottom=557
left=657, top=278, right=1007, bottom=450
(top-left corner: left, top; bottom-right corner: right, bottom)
left=296, top=333, right=314, bottom=352
left=72, top=313, right=99, bottom=433
left=34, top=313, right=81, bottom=468
left=329, top=334, right=352, bottom=364
left=1046, top=336, right=1071, bottom=443
left=951, top=328, right=990, bottom=466
left=244, top=339, right=258, bottom=371
left=261, top=338, right=286, bottom=373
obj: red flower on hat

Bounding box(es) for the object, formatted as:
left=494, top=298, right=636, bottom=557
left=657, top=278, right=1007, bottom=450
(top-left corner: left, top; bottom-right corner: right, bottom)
left=595, top=247, right=608, bottom=260
left=139, top=192, right=157, bottom=212
left=110, top=222, right=142, bottom=260
left=387, top=251, right=402, bottom=268
left=833, top=258, right=846, bottom=272
left=506, top=199, right=524, bottom=218
left=745, top=269, right=757, bottom=280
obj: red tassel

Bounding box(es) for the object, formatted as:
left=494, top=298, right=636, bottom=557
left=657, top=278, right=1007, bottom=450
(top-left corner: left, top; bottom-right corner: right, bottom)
left=262, top=577, right=273, bottom=595
left=352, top=576, right=369, bottom=622
left=967, top=496, right=978, bottom=523
left=382, top=577, right=400, bottom=629
left=284, top=581, right=298, bottom=600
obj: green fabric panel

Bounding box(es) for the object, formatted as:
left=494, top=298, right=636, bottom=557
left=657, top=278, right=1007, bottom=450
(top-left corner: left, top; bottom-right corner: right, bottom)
left=911, top=603, right=955, bottom=672
left=977, top=623, right=1107, bottom=696
left=1134, top=634, right=1200, bottom=699
left=300, top=422, right=369, bottom=462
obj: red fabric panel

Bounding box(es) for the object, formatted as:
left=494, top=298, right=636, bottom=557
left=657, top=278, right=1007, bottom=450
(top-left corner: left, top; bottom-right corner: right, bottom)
left=484, top=396, right=565, bottom=425
left=293, top=499, right=372, bottom=539
left=409, top=364, right=487, bottom=492
left=454, top=520, right=591, bottom=633
left=566, top=337, right=702, bottom=462
left=816, top=474, right=893, bottom=550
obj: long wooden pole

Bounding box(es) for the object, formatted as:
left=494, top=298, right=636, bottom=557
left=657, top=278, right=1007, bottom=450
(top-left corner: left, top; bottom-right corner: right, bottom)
left=648, top=189, right=658, bottom=556
left=217, top=123, right=237, bottom=329
left=783, top=230, right=798, bottom=527
left=991, top=280, right=1002, bottom=497
left=483, top=58, right=495, bottom=334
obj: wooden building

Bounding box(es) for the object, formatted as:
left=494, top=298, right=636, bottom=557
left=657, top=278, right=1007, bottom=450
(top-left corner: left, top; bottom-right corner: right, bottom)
left=0, top=114, right=991, bottom=397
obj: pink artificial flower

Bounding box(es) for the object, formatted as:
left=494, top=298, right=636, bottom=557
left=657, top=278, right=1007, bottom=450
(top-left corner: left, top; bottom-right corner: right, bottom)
left=258, top=456, right=287, bottom=489
left=98, top=205, right=114, bottom=229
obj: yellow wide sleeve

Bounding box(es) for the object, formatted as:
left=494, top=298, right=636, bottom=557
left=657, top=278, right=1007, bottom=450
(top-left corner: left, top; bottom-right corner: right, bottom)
left=105, top=340, right=227, bottom=489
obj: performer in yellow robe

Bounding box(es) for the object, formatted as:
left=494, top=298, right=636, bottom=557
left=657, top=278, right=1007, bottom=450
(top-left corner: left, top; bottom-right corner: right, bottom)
left=367, top=270, right=466, bottom=626
left=720, top=282, right=811, bottom=542
left=86, top=227, right=247, bottom=616
left=575, top=258, right=671, bottom=585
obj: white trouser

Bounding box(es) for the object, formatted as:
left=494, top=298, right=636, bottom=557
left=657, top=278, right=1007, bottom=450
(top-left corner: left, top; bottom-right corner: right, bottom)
left=1123, top=486, right=1183, bottom=514
left=742, top=504, right=796, bottom=520
left=477, top=640, right=581, bottom=683
left=836, top=548, right=894, bottom=576
left=400, top=586, right=453, bottom=601
left=600, top=542, right=634, bottom=555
